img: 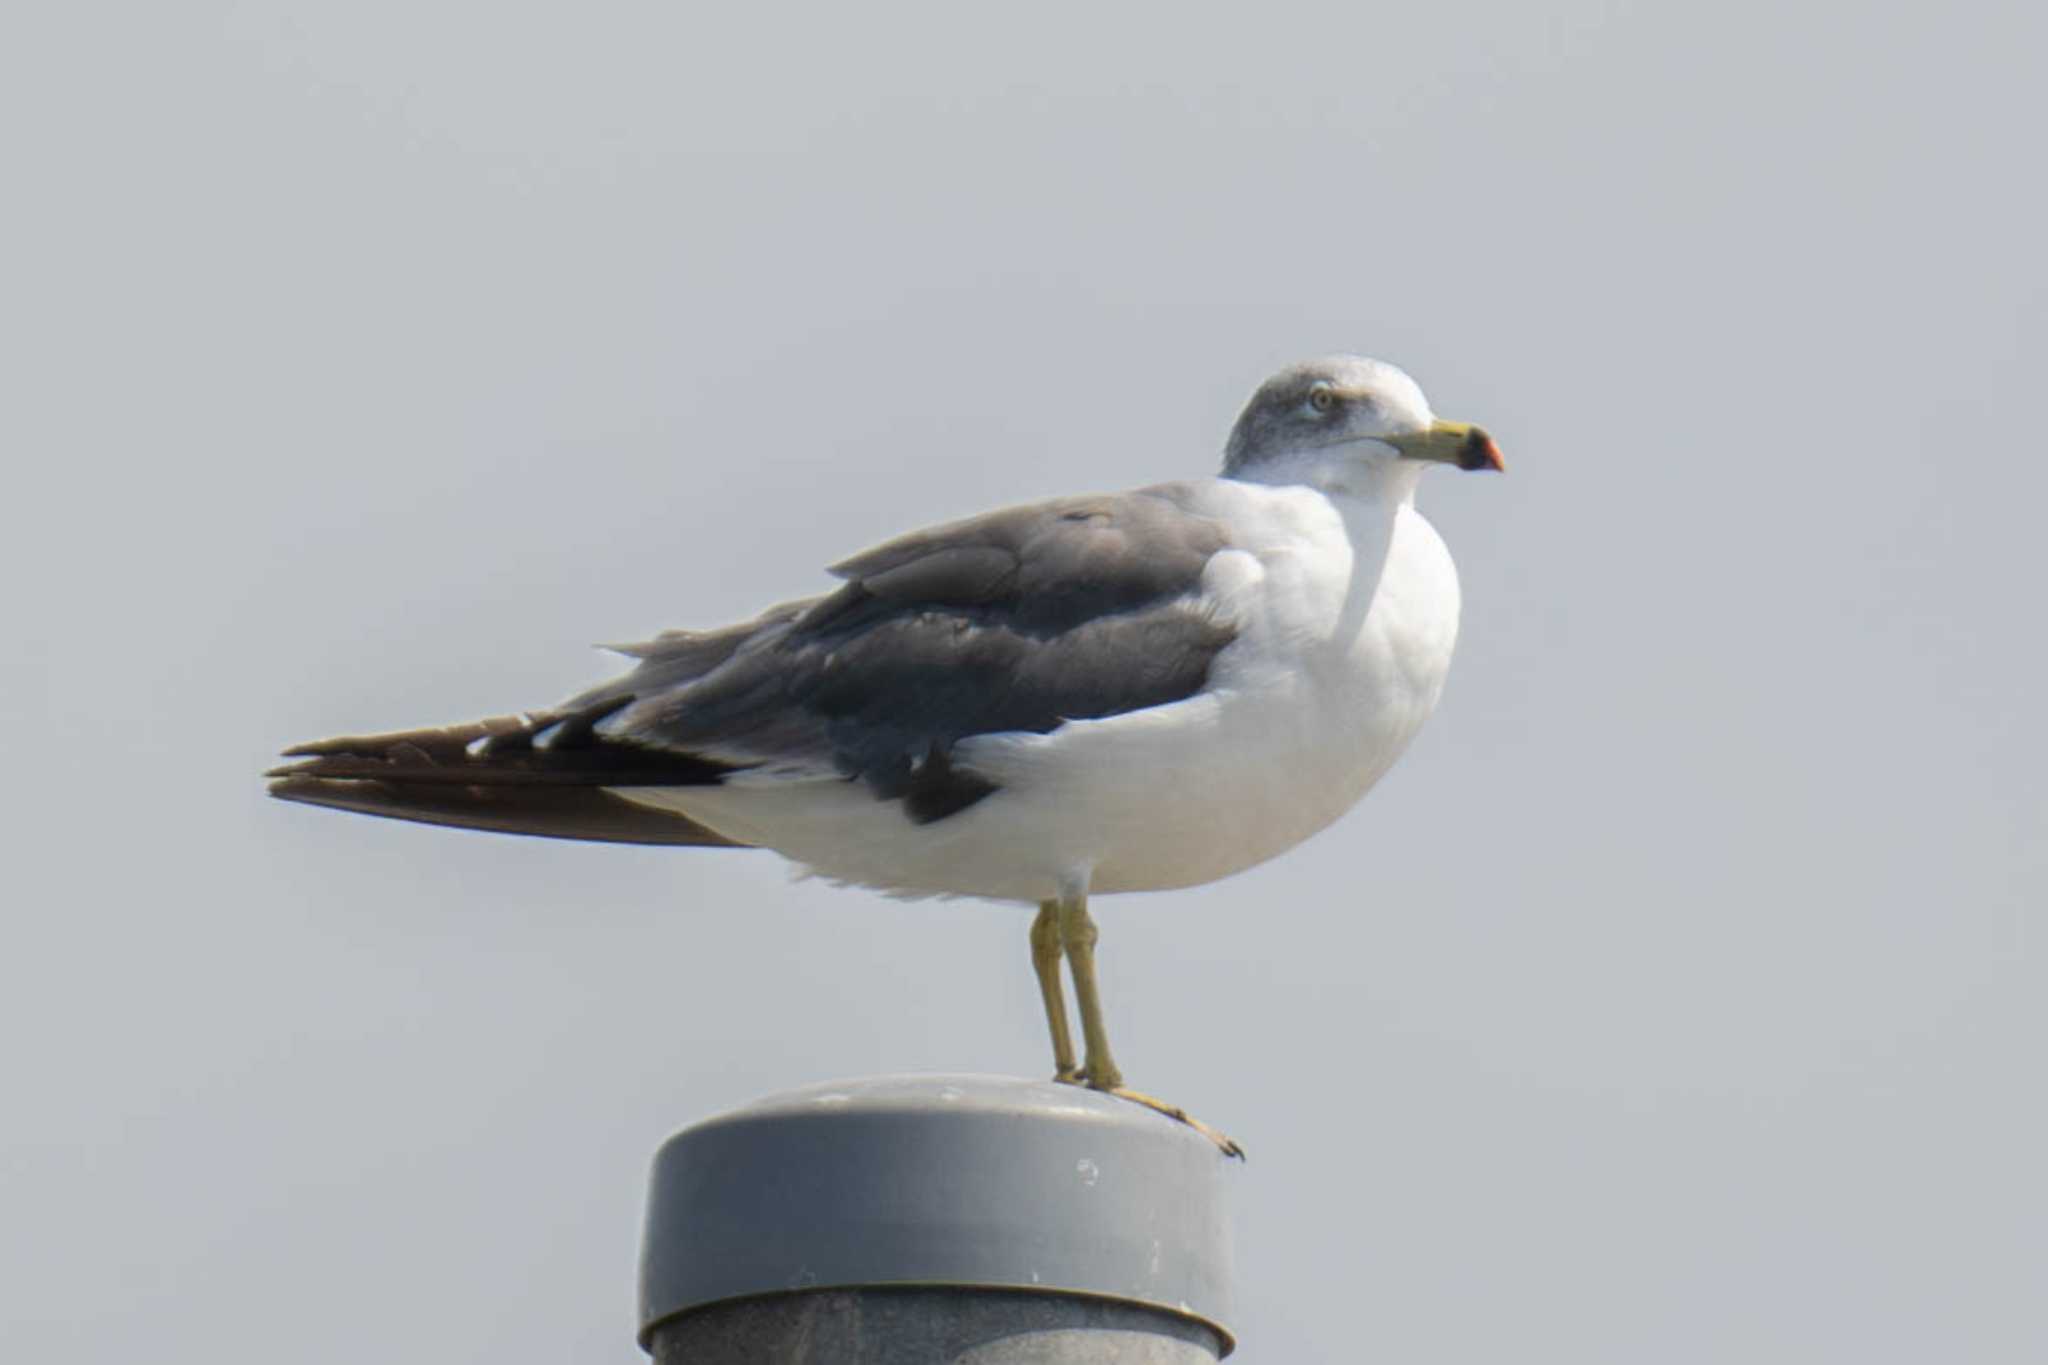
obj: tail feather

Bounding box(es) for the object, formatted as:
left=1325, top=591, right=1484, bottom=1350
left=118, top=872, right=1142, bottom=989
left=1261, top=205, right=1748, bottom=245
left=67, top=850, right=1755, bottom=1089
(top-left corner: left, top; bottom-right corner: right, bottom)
left=267, top=704, right=750, bottom=847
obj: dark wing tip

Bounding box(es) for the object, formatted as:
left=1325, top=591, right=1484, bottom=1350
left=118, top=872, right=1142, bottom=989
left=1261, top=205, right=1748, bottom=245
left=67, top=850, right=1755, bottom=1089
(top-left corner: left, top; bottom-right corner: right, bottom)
left=278, top=710, right=563, bottom=762
left=265, top=772, right=751, bottom=847
left=266, top=773, right=327, bottom=801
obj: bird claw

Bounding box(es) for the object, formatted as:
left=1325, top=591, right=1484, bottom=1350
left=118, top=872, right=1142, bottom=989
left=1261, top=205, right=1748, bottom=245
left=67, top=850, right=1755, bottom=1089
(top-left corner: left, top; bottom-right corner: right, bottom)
left=1102, top=1085, right=1246, bottom=1160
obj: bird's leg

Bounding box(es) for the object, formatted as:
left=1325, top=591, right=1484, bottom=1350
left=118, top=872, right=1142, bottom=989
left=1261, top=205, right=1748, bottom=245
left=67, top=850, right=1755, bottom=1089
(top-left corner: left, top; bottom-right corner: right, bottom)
left=1056, top=891, right=1245, bottom=1160
left=1031, top=901, right=1081, bottom=1083
left=1055, top=893, right=1123, bottom=1092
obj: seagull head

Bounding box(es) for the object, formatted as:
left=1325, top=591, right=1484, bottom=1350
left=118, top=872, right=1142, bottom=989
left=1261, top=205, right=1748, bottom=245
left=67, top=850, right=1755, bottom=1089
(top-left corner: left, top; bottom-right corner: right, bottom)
left=1221, top=355, right=1504, bottom=494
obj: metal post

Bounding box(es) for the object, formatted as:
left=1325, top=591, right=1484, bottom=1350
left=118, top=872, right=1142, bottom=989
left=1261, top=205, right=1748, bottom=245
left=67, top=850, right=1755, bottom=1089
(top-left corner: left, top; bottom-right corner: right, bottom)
left=639, top=1075, right=1236, bottom=1362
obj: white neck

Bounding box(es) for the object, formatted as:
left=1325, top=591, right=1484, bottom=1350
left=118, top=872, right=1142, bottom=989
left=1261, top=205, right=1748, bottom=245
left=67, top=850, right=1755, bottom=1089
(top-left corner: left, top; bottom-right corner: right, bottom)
left=1226, top=447, right=1424, bottom=505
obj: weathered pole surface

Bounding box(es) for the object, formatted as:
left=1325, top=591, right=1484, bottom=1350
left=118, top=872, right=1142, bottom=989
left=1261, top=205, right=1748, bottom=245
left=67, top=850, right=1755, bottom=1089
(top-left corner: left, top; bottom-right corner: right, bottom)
left=639, top=1075, right=1236, bottom=1363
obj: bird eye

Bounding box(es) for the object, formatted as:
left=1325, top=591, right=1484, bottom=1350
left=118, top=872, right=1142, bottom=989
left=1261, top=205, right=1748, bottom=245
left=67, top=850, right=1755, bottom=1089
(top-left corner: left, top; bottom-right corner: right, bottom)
left=1308, top=386, right=1337, bottom=414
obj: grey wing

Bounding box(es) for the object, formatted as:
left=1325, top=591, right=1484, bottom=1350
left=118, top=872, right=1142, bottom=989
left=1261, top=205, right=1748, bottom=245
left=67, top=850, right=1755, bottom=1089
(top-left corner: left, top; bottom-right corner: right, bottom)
left=597, top=483, right=1240, bottom=822
left=267, top=485, right=1240, bottom=840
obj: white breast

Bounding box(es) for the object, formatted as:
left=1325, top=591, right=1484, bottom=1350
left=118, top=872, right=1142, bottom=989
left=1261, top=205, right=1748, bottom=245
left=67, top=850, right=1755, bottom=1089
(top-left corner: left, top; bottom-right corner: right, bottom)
left=624, top=481, right=1462, bottom=904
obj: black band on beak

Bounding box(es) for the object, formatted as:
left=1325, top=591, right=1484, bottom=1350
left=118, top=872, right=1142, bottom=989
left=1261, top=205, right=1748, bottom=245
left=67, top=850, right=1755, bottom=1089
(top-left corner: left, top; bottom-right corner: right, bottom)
left=1458, top=427, right=1506, bottom=472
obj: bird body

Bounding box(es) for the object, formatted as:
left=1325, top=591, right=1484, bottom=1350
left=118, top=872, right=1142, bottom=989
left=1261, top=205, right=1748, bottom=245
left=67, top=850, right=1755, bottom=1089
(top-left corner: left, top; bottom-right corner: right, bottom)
left=269, top=355, right=1501, bottom=1150
left=625, top=473, right=1461, bottom=901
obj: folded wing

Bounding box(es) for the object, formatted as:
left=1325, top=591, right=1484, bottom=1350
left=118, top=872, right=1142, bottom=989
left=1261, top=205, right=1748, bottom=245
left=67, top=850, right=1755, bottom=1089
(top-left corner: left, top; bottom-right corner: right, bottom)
left=269, top=483, right=1238, bottom=840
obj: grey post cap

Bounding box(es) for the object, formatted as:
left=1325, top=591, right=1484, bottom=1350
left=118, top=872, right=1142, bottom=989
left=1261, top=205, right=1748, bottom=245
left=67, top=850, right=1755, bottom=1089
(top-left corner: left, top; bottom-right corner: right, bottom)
left=639, top=1074, right=1235, bottom=1353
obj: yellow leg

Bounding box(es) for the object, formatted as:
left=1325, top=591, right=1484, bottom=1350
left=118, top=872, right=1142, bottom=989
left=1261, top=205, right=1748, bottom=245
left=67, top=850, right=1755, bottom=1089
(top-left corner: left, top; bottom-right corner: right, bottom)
left=1056, top=894, right=1122, bottom=1091
left=1056, top=890, right=1245, bottom=1160
left=1031, top=902, right=1081, bottom=1083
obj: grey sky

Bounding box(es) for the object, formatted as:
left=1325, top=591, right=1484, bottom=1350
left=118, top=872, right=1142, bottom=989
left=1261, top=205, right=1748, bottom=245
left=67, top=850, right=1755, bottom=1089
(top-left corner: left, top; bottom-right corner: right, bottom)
left=5, top=2, right=2042, bottom=1361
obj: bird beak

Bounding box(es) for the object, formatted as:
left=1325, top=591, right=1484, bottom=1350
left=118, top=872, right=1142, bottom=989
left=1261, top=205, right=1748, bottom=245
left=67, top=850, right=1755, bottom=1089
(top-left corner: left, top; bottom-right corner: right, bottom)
left=1385, top=419, right=1505, bottom=472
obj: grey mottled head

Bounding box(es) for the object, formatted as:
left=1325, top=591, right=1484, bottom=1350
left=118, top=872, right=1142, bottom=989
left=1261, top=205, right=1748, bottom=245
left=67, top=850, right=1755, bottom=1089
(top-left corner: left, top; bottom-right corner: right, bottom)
left=1222, top=356, right=1503, bottom=482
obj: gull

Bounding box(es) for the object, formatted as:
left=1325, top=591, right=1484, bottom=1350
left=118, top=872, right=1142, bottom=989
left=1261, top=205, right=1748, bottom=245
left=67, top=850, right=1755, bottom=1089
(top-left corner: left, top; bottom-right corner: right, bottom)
left=269, top=356, right=1503, bottom=1155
